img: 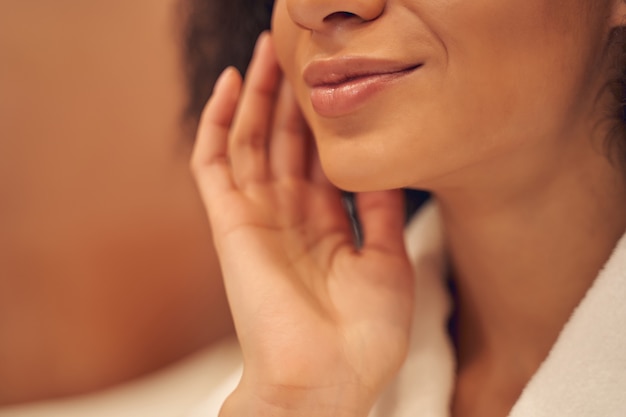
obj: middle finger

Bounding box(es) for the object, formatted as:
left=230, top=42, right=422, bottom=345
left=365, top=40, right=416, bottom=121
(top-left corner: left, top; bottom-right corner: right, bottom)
left=229, top=32, right=281, bottom=188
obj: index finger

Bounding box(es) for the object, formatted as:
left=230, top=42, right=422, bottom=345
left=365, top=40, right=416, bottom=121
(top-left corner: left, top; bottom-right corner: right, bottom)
left=191, top=66, right=243, bottom=204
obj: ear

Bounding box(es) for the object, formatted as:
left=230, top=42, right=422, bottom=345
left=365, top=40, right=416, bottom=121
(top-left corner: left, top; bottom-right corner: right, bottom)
left=610, top=0, right=626, bottom=28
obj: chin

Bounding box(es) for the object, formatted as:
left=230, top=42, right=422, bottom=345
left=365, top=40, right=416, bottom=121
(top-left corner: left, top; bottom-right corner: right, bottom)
left=313, top=125, right=425, bottom=192
left=318, top=150, right=407, bottom=192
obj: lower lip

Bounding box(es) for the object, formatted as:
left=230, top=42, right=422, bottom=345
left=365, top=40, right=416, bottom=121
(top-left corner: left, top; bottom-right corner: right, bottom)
left=309, top=67, right=418, bottom=118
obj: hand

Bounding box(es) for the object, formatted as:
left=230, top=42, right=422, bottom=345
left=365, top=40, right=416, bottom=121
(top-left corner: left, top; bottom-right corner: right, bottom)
left=191, top=32, right=415, bottom=417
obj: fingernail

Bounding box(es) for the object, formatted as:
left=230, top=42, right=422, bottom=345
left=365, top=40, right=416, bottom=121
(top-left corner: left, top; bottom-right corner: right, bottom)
left=213, top=67, right=235, bottom=93
left=252, top=31, right=270, bottom=58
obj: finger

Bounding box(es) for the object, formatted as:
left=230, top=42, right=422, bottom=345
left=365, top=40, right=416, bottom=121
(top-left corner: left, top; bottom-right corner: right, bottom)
left=229, top=32, right=281, bottom=187
left=191, top=67, right=242, bottom=206
left=270, top=79, right=309, bottom=180
left=356, top=190, right=406, bottom=254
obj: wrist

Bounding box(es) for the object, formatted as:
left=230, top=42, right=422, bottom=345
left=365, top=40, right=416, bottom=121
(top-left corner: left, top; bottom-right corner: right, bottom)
left=220, top=382, right=374, bottom=417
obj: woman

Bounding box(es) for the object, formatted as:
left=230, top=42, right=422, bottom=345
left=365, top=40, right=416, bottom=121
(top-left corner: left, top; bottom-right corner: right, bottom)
left=191, top=0, right=626, bottom=416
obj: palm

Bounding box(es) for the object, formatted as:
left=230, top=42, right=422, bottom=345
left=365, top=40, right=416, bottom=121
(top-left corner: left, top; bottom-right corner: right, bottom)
left=192, top=34, right=414, bottom=414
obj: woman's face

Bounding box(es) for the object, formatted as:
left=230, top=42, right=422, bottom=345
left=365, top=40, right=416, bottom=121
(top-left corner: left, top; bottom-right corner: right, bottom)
left=272, top=0, right=621, bottom=192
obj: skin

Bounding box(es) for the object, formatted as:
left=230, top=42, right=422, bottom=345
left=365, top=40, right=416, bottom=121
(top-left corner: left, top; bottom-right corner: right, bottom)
left=193, top=38, right=413, bottom=417
left=272, top=0, right=621, bottom=192
left=192, top=1, right=626, bottom=417
left=0, top=0, right=232, bottom=404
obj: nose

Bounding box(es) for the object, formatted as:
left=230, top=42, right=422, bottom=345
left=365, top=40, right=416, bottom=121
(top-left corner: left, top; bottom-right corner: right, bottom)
left=285, top=0, right=386, bottom=32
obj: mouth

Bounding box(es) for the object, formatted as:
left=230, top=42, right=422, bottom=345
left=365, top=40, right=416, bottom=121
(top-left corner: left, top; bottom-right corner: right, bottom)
left=302, top=57, right=423, bottom=117
left=303, top=60, right=422, bottom=88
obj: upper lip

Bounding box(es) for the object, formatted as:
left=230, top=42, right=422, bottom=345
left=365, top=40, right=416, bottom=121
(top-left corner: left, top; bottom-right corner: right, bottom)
left=303, top=57, right=422, bottom=88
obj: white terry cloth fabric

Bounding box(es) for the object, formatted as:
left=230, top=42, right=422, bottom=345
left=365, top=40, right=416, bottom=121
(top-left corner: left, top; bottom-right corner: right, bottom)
left=509, top=228, right=626, bottom=416
left=189, top=201, right=626, bottom=417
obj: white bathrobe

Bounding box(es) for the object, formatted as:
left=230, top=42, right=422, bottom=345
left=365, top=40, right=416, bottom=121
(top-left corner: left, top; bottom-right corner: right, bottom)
left=189, top=202, right=626, bottom=417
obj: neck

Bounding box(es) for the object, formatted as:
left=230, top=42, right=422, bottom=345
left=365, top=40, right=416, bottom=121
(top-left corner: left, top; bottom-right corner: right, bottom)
left=433, top=135, right=626, bottom=414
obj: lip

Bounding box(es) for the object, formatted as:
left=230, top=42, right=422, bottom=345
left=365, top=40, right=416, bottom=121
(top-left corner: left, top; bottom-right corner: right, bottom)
left=303, top=57, right=422, bottom=117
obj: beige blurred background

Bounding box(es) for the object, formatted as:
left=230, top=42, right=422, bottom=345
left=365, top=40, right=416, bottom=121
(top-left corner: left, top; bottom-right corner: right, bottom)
left=0, top=0, right=234, bottom=408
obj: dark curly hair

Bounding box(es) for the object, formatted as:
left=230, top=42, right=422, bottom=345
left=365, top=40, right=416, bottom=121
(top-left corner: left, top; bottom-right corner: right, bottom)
left=605, top=26, right=626, bottom=167
left=179, top=0, right=274, bottom=131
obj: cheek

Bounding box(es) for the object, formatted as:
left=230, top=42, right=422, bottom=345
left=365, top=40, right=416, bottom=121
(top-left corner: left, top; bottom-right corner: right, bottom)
left=272, top=2, right=299, bottom=81
left=432, top=0, right=609, bottom=142
left=272, top=0, right=323, bottom=125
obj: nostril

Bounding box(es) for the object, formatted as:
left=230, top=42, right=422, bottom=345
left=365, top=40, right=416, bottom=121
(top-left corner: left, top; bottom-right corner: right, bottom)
left=323, top=11, right=358, bottom=23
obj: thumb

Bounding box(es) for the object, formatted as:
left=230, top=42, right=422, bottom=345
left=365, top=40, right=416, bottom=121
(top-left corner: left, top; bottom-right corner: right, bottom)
left=355, top=189, right=406, bottom=255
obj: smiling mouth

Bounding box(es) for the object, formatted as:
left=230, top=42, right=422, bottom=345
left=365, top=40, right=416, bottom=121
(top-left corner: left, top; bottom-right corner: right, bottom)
left=303, top=56, right=423, bottom=87
left=305, top=62, right=423, bottom=118
left=313, top=64, right=422, bottom=88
